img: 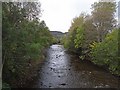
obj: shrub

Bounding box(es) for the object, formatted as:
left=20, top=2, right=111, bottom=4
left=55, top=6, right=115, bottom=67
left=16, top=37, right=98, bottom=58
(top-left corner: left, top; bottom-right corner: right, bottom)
left=90, top=29, right=120, bottom=75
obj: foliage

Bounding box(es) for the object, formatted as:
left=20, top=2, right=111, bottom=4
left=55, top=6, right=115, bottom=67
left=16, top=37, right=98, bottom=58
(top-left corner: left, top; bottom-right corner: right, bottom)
left=90, top=29, right=120, bottom=75
left=62, top=13, right=85, bottom=53
left=91, top=1, right=116, bottom=42
left=62, top=14, right=97, bottom=55
left=2, top=2, right=53, bottom=87
left=74, top=26, right=85, bottom=48
left=2, top=82, right=11, bottom=89
left=62, top=1, right=119, bottom=76
left=61, top=34, right=69, bottom=48
left=52, top=37, right=58, bottom=44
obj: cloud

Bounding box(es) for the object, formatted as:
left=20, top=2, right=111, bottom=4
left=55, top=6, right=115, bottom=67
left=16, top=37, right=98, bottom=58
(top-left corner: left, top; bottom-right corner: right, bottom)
left=39, top=0, right=119, bottom=32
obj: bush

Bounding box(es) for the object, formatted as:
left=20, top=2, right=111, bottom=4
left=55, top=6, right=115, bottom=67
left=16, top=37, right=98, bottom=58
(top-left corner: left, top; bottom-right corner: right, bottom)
left=90, top=29, right=120, bottom=75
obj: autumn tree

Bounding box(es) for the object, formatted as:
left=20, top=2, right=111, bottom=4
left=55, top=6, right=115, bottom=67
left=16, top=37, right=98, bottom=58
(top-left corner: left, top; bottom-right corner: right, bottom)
left=91, top=1, right=116, bottom=42
left=74, top=14, right=98, bottom=58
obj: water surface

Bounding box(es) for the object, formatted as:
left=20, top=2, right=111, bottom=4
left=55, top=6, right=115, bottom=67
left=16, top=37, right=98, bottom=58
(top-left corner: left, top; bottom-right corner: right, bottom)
left=31, top=45, right=120, bottom=88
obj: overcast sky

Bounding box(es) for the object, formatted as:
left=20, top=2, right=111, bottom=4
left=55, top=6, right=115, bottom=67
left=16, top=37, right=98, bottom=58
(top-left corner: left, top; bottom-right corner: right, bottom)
left=39, top=0, right=119, bottom=33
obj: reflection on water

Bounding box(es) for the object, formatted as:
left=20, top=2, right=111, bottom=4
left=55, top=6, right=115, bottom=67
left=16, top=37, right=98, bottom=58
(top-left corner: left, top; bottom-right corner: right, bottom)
left=31, top=45, right=120, bottom=88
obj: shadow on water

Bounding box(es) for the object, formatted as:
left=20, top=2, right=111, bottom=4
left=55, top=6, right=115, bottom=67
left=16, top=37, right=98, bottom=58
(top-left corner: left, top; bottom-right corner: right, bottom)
left=29, top=44, right=120, bottom=88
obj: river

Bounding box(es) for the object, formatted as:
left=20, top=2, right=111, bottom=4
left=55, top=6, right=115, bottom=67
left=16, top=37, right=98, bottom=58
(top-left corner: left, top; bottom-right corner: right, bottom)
left=30, top=45, right=120, bottom=88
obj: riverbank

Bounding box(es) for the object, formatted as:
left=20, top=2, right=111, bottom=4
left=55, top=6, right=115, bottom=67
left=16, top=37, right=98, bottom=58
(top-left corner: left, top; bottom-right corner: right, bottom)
left=65, top=48, right=120, bottom=78
left=23, top=48, right=49, bottom=87
left=2, top=47, right=49, bottom=88
left=21, top=55, right=45, bottom=87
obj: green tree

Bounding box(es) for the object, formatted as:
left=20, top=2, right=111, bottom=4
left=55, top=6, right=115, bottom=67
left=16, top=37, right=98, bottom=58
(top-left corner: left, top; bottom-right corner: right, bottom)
left=2, top=2, right=53, bottom=87
left=90, top=29, right=120, bottom=75
left=63, top=13, right=85, bottom=53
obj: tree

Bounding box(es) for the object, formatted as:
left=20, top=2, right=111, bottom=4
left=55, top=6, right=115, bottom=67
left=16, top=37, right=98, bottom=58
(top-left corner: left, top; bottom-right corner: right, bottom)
left=91, top=1, right=116, bottom=42
left=63, top=13, right=98, bottom=55
left=83, top=15, right=98, bottom=49
left=63, top=13, right=86, bottom=53
left=2, top=2, right=53, bottom=87
left=74, top=14, right=98, bottom=58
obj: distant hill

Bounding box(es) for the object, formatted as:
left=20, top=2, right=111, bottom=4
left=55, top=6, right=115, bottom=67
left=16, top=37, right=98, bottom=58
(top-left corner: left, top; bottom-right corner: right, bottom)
left=50, top=31, right=66, bottom=39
